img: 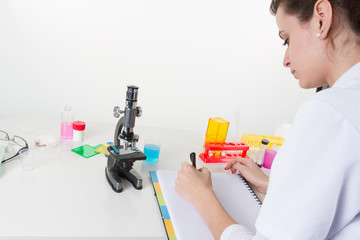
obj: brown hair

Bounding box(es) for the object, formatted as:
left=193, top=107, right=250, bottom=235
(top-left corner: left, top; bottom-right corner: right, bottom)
left=270, top=0, right=360, bottom=45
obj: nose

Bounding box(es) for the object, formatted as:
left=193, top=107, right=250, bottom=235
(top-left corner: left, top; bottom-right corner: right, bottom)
left=283, top=48, right=291, bottom=68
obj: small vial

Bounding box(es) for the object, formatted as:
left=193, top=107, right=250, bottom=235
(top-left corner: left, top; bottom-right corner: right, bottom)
left=263, top=148, right=277, bottom=169
left=73, top=121, right=86, bottom=142
left=61, top=105, right=74, bottom=139
left=256, top=139, right=269, bottom=168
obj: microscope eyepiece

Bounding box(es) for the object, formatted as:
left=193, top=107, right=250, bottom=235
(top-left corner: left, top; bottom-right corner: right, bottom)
left=126, top=85, right=139, bottom=102
left=113, top=85, right=142, bottom=150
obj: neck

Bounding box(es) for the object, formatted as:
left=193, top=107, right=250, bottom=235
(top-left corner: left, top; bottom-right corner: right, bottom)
left=326, top=43, right=360, bottom=87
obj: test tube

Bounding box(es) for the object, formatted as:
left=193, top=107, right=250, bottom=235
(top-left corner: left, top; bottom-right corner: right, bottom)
left=256, top=139, right=269, bottom=168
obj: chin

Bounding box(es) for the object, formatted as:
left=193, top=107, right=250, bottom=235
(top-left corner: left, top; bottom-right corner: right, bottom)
left=298, top=81, right=312, bottom=89
left=298, top=78, right=321, bottom=89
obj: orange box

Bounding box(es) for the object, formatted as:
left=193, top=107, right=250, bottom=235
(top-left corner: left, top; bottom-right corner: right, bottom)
left=204, top=117, right=229, bottom=145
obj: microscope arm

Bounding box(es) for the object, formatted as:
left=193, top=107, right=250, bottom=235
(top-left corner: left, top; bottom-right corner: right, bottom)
left=114, top=116, right=124, bottom=149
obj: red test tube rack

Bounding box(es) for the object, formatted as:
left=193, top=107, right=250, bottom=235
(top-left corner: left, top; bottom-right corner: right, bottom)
left=199, top=142, right=249, bottom=163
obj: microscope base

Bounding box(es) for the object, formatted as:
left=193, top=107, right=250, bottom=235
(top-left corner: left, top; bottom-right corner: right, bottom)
left=105, top=167, right=143, bottom=192
left=119, top=169, right=143, bottom=190
left=105, top=167, right=123, bottom=192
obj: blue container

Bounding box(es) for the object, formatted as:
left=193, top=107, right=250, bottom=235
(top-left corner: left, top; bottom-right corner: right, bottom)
left=144, top=144, right=160, bottom=162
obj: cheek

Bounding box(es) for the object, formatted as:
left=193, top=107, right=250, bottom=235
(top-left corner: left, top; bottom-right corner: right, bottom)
left=289, top=39, right=323, bottom=88
left=288, top=40, right=308, bottom=66
left=298, top=62, right=325, bottom=88
left=289, top=28, right=314, bottom=62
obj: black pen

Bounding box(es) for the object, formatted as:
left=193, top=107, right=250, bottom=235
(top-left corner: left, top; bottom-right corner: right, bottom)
left=190, top=152, right=196, bottom=169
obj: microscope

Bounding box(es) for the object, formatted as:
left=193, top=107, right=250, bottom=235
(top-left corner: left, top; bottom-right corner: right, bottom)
left=105, top=85, right=147, bottom=192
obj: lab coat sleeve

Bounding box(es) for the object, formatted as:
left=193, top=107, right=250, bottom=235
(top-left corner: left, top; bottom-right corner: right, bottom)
left=221, top=224, right=268, bottom=240
left=255, top=97, right=360, bottom=239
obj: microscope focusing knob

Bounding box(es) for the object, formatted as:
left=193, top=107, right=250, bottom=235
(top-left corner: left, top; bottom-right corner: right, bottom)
left=136, top=106, right=142, bottom=117
left=113, top=106, right=124, bottom=118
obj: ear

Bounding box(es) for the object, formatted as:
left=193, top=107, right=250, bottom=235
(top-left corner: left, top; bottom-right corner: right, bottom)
left=312, top=0, right=333, bottom=39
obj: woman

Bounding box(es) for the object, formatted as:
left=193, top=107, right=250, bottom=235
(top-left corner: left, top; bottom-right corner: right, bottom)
left=175, top=0, right=360, bottom=239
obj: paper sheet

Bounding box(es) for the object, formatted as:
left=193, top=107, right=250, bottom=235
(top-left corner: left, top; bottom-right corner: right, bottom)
left=156, top=170, right=261, bottom=240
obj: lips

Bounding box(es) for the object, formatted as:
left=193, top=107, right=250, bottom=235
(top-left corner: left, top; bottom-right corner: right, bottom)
left=291, top=70, right=298, bottom=79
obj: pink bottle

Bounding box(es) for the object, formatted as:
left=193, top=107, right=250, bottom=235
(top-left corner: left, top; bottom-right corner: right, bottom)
left=61, top=105, right=73, bottom=139
left=263, top=149, right=277, bottom=169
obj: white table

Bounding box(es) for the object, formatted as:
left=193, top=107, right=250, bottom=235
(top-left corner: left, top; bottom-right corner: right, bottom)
left=0, top=115, right=208, bottom=239
left=0, top=115, right=266, bottom=239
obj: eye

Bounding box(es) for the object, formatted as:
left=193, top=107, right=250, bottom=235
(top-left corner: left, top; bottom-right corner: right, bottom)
left=282, top=39, right=289, bottom=46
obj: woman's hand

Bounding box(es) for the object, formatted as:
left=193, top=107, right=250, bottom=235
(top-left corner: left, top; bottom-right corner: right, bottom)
left=175, top=162, right=215, bottom=207
left=225, top=157, right=269, bottom=194
left=175, top=162, right=237, bottom=239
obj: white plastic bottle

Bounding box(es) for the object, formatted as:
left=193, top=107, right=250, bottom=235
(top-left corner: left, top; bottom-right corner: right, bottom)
left=61, top=105, right=74, bottom=139
left=73, top=121, right=86, bottom=142
left=274, top=121, right=292, bottom=140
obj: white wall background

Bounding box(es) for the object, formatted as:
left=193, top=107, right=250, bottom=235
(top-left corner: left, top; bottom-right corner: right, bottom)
left=0, top=0, right=313, bottom=140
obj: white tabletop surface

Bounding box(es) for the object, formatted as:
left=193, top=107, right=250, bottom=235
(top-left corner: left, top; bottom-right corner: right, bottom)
left=0, top=115, right=266, bottom=239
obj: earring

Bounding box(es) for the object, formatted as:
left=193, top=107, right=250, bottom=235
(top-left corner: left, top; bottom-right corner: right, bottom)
left=316, top=29, right=324, bottom=38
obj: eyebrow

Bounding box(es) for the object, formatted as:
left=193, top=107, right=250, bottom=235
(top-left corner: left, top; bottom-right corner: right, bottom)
left=278, top=31, right=284, bottom=40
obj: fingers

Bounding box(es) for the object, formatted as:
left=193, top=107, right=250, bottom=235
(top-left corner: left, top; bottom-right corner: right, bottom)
left=181, top=161, right=192, bottom=169
left=178, top=162, right=199, bottom=181
left=224, top=159, right=235, bottom=170
left=199, top=167, right=209, bottom=173
left=236, top=157, right=252, bottom=165
left=176, top=164, right=191, bottom=188
left=224, top=157, right=251, bottom=171
left=178, top=163, right=210, bottom=181
left=228, top=162, right=244, bottom=174
left=232, top=162, right=247, bottom=174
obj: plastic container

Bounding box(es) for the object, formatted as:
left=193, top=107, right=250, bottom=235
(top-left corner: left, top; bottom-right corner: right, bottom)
left=274, top=121, right=292, bottom=141
left=144, top=139, right=161, bottom=162
left=61, top=105, right=74, bottom=139
left=255, top=139, right=269, bottom=167
left=204, top=118, right=229, bottom=145
left=263, top=149, right=277, bottom=169
left=73, top=121, right=86, bottom=142
left=240, top=133, right=284, bottom=149
left=19, top=149, right=34, bottom=171
left=199, top=142, right=249, bottom=163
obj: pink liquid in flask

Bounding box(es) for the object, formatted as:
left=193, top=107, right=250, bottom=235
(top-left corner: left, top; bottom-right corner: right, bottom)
left=61, top=122, right=73, bottom=139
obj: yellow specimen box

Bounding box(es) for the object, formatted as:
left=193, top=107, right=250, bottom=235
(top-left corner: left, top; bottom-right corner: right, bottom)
left=240, top=133, right=284, bottom=148
left=204, top=117, right=229, bottom=145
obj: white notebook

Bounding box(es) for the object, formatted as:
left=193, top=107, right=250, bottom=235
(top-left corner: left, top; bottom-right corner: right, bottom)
left=153, top=170, right=261, bottom=240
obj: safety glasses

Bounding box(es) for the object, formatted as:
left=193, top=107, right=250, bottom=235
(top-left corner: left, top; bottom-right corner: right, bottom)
left=0, top=130, right=28, bottom=164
